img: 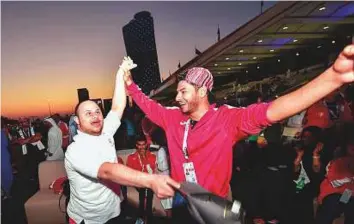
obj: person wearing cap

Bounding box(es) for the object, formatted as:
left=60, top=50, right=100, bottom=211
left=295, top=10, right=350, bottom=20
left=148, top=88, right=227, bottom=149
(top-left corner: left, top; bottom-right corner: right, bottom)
left=43, top=117, right=64, bottom=161
left=122, top=45, right=354, bottom=222
left=64, top=57, right=179, bottom=224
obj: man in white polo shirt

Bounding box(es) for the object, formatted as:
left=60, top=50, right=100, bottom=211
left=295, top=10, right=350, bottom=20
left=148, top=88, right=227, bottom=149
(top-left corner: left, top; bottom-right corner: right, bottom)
left=65, top=57, right=179, bottom=224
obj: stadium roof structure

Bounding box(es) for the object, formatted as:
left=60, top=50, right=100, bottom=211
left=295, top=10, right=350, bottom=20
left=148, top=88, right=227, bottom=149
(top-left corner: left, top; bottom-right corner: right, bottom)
left=150, top=1, right=354, bottom=102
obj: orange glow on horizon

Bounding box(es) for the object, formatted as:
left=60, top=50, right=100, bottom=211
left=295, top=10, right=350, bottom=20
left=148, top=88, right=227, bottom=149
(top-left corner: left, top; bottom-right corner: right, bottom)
left=1, top=68, right=116, bottom=119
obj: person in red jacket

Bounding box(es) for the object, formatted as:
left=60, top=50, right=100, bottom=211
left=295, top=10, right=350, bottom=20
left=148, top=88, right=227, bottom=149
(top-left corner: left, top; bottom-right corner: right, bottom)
left=316, top=124, right=354, bottom=224
left=121, top=45, right=354, bottom=223
left=127, top=135, right=156, bottom=223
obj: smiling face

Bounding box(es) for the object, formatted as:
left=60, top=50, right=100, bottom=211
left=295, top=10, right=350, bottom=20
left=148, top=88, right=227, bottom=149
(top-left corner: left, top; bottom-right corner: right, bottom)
left=175, top=80, right=206, bottom=114
left=75, top=100, right=104, bottom=136
left=136, top=140, right=148, bottom=157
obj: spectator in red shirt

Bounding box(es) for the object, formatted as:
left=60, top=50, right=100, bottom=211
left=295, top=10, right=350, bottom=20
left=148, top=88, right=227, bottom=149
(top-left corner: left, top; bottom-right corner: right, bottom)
left=316, top=123, right=354, bottom=224
left=127, top=135, right=156, bottom=223
left=122, top=45, right=354, bottom=222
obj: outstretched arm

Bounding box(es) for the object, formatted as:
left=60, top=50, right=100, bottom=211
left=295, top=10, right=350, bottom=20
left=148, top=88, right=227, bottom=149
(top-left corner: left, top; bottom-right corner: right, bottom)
left=122, top=58, right=179, bottom=129
left=98, top=162, right=179, bottom=198
left=267, top=44, right=354, bottom=122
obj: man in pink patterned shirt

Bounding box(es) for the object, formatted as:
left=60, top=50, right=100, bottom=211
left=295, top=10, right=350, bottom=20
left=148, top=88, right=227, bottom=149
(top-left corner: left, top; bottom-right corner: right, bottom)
left=122, top=45, right=354, bottom=222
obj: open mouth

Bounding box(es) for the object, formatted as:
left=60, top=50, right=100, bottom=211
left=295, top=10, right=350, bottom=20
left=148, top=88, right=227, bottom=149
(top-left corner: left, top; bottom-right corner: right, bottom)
left=91, top=121, right=101, bottom=127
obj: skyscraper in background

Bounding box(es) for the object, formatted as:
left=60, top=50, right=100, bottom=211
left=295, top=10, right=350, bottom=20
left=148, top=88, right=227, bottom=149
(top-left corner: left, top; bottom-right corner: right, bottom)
left=123, top=11, right=161, bottom=95
left=77, top=88, right=89, bottom=103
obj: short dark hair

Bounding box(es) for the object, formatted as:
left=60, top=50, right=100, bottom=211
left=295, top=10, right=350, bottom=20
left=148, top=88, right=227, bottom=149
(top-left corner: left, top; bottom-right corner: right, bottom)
left=74, top=100, right=95, bottom=116
left=135, top=134, right=147, bottom=143
left=301, top=126, right=322, bottom=141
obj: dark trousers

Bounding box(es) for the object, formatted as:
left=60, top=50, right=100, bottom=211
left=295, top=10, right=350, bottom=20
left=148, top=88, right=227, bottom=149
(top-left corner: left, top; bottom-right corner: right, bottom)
left=316, top=194, right=354, bottom=224
left=291, top=185, right=315, bottom=224
left=259, top=170, right=294, bottom=223
left=137, top=188, right=153, bottom=220
left=171, top=204, right=199, bottom=224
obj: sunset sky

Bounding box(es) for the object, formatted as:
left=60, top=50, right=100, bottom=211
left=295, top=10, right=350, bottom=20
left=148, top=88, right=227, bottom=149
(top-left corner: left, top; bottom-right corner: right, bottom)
left=1, top=1, right=275, bottom=118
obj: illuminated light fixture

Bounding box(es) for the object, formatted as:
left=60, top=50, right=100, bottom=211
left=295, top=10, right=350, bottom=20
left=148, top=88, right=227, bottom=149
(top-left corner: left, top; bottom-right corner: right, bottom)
left=214, top=63, right=218, bottom=66
left=293, top=39, right=298, bottom=43
left=319, top=6, right=326, bottom=11
left=246, top=70, right=249, bottom=73
left=227, top=68, right=231, bottom=70
left=317, top=45, right=322, bottom=48
left=270, top=49, right=274, bottom=52
left=332, top=40, right=335, bottom=44
left=239, top=49, right=244, bottom=53
left=257, top=39, right=263, bottom=43
left=278, top=59, right=281, bottom=62
left=282, top=26, right=288, bottom=30
left=323, top=26, right=329, bottom=30
left=218, top=72, right=221, bottom=74
left=257, top=66, right=260, bottom=69
left=238, top=63, right=242, bottom=66
left=225, top=57, right=230, bottom=60
left=296, top=52, right=300, bottom=56
left=253, top=56, right=257, bottom=60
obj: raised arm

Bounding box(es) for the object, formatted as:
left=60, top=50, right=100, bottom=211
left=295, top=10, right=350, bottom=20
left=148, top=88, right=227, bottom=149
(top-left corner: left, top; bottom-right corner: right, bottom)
left=267, top=44, right=354, bottom=122
left=122, top=57, right=178, bottom=129
left=111, top=57, right=137, bottom=119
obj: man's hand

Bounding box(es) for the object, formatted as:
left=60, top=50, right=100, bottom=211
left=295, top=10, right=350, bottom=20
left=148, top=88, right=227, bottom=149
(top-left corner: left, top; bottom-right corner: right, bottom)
left=17, top=138, right=29, bottom=145
left=148, top=174, right=180, bottom=199
left=294, top=148, right=304, bottom=166
left=313, top=142, right=323, bottom=157
left=118, top=56, right=137, bottom=86
left=332, top=44, right=354, bottom=84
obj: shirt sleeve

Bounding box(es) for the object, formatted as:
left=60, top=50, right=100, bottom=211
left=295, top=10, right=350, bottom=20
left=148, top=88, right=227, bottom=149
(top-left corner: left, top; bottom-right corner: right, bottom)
left=126, top=83, right=179, bottom=130
left=326, top=159, right=354, bottom=188
left=65, top=144, right=106, bottom=179
left=103, top=111, right=121, bottom=137
left=224, top=102, right=273, bottom=138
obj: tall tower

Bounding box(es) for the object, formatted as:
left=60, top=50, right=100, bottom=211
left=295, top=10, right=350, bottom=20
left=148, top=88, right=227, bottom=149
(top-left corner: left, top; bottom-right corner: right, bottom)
left=77, top=88, right=89, bottom=103
left=123, top=11, right=161, bottom=95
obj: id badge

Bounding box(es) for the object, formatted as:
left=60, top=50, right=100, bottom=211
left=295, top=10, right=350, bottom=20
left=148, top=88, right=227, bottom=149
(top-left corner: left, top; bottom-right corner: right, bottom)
left=183, top=162, right=198, bottom=183
left=339, top=189, right=352, bottom=204
left=146, top=164, right=153, bottom=174
left=22, top=145, right=27, bottom=155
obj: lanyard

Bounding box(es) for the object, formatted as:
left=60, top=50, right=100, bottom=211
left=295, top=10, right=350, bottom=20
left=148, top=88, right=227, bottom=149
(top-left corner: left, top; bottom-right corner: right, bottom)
left=182, top=119, right=191, bottom=160
left=137, top=154, right=145, bottom=172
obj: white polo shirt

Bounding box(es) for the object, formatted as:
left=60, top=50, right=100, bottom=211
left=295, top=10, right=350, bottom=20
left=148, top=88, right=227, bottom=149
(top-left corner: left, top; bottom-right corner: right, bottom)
left=65, top=111, right=121, bottom=224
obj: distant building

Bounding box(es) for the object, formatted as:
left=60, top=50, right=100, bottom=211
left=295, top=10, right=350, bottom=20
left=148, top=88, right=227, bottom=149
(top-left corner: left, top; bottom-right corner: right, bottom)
left=77, top=88, right=89, bottom=103
left=103, top=98, right=112, bottom=115
left=123, top=11, right=161, bottom=95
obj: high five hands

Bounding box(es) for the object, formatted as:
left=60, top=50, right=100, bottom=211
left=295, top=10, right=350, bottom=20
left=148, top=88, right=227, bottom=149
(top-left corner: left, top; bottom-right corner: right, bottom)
left=118, top=56, right=137, bottom=86
left=332, top=44, right=354, bottom=84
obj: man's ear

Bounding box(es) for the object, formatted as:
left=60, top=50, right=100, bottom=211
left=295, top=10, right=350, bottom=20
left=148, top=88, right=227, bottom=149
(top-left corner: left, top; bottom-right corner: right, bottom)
left=74, top=116, right=80, bottom=126
left=198, top=86, right=208, bottom=98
